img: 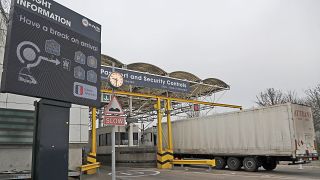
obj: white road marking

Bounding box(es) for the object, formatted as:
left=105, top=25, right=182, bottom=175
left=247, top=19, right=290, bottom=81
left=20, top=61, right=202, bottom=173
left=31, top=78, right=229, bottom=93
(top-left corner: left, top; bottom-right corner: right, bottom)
left=121, top=172, right=132, bottom=176
left=108, top=170, right=160, bottom=178
left=189, top=171, right=294, bottom=180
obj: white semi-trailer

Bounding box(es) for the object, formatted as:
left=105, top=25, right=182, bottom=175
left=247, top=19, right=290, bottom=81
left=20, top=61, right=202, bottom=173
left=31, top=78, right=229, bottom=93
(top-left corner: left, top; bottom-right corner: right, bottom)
left=163, top=103, right=318, bottom=172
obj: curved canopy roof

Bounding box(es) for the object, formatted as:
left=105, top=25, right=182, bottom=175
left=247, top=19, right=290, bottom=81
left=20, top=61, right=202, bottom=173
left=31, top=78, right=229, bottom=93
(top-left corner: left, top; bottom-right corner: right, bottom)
left=203, top=78, right=230, bottom=89
left=100, top=54, right=232, bottom=121
left=101, top=54, right=230, bottom=98
left=127, top=63, right=167, bottom=76
left=101, top=54, right=123, bottom=67
left=169, top=71, right=201, bottom=82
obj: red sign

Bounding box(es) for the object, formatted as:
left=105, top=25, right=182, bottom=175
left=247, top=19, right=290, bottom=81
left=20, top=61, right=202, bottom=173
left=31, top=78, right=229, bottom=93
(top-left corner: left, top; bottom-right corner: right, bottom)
left=103, top=116, right=126, bottom=126
left=104, top=96, right=124, bottom=115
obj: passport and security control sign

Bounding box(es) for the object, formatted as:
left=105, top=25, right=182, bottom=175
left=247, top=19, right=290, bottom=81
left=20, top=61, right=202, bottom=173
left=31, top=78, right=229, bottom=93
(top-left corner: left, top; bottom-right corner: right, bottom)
left=1, top=0, right=101, bottom=107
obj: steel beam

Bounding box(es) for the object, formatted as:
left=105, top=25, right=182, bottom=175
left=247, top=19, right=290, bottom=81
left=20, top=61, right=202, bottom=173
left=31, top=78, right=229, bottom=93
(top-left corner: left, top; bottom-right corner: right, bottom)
left=101, top=89, right=242, bottom=110
left=172, top=159, right=216, bottom=167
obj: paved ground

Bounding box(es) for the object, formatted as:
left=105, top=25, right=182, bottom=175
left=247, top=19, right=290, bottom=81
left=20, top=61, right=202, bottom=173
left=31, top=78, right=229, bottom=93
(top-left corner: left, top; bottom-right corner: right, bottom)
left=82, top=164, right=320, bottom=180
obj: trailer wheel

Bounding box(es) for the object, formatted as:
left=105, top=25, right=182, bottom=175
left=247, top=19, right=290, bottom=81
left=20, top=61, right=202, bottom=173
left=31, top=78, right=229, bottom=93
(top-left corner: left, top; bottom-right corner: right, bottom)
left=227, top=157, right=242, bottom=171
left=243, top=157, right=259, bottom=172
left=262, top=160, right=277, bottom=171
left=215, top=157, right=226, bottom=169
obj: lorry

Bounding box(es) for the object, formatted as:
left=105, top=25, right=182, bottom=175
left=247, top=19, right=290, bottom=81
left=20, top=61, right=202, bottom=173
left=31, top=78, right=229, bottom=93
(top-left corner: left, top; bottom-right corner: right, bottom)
left=161, top=103, right=318, bottom=171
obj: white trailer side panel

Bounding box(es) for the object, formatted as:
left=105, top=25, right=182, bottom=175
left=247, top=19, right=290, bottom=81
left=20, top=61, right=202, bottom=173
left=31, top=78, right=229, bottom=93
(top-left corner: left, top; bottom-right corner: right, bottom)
left=290, top=104, right=318, bottom=156
left=166, top=104, right=295, bottom=156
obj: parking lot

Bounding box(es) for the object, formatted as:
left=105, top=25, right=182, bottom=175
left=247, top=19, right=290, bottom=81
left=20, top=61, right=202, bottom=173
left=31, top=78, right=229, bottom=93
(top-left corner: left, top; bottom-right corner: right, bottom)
left=82, top=164, right=320, bottom=180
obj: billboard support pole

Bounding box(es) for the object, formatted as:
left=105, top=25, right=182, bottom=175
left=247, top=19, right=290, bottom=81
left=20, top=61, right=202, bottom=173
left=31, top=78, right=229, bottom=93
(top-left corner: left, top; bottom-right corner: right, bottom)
left=32, top=99, right=71, bottom=180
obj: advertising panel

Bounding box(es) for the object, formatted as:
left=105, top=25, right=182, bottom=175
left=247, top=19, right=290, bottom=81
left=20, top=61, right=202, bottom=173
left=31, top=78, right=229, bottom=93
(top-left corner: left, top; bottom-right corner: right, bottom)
left=1, top=0, right=101, bottom=107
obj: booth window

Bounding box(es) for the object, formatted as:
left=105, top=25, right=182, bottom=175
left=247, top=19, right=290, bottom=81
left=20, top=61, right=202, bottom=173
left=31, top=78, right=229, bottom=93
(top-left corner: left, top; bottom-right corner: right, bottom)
left=133, top=133, right=138, bottom=145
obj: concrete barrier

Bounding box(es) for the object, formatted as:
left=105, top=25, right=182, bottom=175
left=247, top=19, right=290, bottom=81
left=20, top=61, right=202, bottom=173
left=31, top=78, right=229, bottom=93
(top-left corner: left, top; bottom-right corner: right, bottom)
left=97, top=146, right=157, bottom=167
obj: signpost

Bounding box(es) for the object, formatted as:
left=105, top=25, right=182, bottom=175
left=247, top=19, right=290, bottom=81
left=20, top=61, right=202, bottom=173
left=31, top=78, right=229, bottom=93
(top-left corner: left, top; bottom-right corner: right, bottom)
left=104, top=96, right=125, bottom=115
left=103, top=95, right=126, bottom=180
left=1, top=0, right=101, bottom=179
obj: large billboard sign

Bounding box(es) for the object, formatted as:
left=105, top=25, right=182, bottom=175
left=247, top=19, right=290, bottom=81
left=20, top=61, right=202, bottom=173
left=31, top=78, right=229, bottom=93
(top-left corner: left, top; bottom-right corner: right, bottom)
left=101, top=66, right=190, bottom=93
left=1, top=0, right=101, bottom=107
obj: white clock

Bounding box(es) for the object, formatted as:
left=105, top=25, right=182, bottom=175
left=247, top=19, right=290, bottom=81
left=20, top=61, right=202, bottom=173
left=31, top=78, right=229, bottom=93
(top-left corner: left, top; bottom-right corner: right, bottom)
left=108, top=72, right=124, bottom=88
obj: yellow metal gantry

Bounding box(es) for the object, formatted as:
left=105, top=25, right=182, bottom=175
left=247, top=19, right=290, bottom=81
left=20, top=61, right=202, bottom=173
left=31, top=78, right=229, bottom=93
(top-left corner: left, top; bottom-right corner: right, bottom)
left=101, top=89, right=242, bottom=110
left=100, top=89, right=242, bottom=169
left=84, top=88, right=240, bottom=171
left=81, top=107, right=100, bottom=174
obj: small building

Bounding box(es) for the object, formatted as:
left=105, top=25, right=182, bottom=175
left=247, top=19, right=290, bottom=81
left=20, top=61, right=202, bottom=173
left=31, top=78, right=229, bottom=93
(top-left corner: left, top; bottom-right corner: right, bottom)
left=93, top=125, right=157, bottom=167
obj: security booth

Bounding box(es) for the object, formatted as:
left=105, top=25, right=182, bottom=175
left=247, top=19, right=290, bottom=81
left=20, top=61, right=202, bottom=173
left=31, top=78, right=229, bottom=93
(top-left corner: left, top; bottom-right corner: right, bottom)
left=90, top=125, right=157, bottom=167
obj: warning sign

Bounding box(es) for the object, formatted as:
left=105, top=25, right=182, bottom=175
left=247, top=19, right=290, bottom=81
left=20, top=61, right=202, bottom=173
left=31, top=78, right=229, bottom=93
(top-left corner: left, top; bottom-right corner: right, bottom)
left=103, top=116, right=126, bottom=126
left=104, top=96, right=124, bottom=115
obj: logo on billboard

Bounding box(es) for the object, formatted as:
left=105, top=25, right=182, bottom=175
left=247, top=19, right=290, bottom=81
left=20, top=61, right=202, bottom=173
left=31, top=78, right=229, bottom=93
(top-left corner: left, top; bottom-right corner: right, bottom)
left=16, top=41, right=61, bottom=85
left=81, top=18, right=100, bottom=32
left=74, top=85, right=84, bottom=95
left=73, top=82, right=97, bottom=100
left=82, top=18, right=89, bottom=27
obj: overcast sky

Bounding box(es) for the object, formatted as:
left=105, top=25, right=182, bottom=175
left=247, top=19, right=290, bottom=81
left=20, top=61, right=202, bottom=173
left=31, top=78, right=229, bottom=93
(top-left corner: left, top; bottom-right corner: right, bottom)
left=56, top=0, right=320, bottom=109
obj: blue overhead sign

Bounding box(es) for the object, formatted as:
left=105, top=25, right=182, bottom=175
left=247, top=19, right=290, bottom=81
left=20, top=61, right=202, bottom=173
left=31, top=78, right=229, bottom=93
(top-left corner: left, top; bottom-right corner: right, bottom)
left=101, top=66, right=190, bottom=93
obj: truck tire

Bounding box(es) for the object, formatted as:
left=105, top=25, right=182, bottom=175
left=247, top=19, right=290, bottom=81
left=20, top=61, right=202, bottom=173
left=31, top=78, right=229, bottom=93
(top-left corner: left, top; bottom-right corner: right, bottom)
left=262, top=160, right=277, bottom=171
left=243, top=157, right=259, bottom=172
left=215, top=157, right=226, bottom=170
left=227, top=157, right=242, bottom=171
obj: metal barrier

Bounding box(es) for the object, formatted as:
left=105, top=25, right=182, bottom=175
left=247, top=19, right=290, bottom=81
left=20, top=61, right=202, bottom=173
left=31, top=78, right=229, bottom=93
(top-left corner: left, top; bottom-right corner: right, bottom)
left=172, top=159, right=216, bottom=170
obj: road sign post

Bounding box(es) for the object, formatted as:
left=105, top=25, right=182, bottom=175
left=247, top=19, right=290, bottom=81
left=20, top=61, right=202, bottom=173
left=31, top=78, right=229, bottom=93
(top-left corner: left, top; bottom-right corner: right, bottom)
left=32, top=99, right=71, bottom=180
left=111, top=118, right=117, bottom=180
left=103, top=95, right=126, bottom=180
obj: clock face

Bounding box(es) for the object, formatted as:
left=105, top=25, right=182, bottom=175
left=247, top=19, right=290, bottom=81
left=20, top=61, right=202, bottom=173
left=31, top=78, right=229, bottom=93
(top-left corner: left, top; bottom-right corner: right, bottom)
left=108, top=72, right=124, bottom=88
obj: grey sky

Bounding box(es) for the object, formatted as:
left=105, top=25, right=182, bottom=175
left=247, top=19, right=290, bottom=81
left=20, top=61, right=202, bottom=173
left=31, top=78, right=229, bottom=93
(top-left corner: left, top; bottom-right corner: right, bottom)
left=57, top=0, right=320, bottom=108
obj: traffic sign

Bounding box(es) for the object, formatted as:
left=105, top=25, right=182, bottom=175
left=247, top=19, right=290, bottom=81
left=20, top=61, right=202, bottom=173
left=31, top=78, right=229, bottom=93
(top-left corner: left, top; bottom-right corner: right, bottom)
left=1, top=0, right=101, bottom=107
left=103, top=116, right=126, bottom=126
left=101, top=93, right=111, bottom=103
left=104, top=96, right=124, bottom=115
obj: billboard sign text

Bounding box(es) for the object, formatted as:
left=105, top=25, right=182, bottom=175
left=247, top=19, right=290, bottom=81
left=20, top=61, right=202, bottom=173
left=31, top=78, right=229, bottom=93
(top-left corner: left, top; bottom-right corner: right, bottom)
left=1, top=0, right=101, bottom=107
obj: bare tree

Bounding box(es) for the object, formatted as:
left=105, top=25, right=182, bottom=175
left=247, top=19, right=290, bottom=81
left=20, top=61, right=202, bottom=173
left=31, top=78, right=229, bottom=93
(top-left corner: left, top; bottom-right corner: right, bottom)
left=256, top=88, right=286, bottom=107
left=305, top=84, right=320, bottom=148
left=284, top=91, right=304, bottom=105
left=256, top=88, right=304, bottom=107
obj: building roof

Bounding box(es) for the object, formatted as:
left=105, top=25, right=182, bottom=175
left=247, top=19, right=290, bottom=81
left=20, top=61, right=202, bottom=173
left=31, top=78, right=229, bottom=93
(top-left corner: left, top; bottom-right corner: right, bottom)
left=101, top=54, right=230, bottom=96
left=100, top=54, right=231, bottom=120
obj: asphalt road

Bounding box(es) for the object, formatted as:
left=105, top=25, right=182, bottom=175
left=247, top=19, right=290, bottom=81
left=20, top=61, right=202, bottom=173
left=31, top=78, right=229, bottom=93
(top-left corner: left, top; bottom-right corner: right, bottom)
left=82, top=165, right=320, bottom=180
